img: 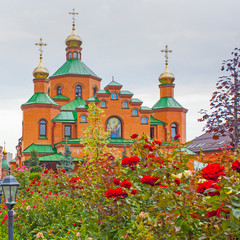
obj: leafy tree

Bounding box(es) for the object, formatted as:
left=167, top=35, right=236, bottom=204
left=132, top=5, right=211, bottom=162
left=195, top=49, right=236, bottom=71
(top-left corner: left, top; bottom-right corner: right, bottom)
left=199, top=48, right=240, bottom=151
left=81, top=102, right=110, bottom=162
left=57, top=145, right=75, bottom=174
left=29, top=149, right=41, bottom=172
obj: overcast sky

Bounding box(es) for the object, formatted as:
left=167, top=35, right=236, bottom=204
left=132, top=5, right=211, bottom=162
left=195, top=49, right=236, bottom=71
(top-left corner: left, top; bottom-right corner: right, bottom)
left=1, top=0, right=240, bottom=154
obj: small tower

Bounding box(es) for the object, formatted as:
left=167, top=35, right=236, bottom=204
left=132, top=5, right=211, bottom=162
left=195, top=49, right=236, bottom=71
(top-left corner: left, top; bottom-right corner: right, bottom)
left=152, top=45, right=187, bottom=142
left=33, top=38, right=49, bottom=93
left=65, top=9, right=82, bottom=61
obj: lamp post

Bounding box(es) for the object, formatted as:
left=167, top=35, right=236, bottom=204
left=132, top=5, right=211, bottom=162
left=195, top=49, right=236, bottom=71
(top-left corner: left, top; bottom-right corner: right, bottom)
left=1, top=167, right=19, bottom=240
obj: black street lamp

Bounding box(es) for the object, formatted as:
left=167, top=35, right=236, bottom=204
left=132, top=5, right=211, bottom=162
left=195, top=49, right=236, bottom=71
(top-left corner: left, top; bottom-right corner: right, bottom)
left=1, top=167, right=19, bottom=240
left=0, top=180, right=3, bottom=204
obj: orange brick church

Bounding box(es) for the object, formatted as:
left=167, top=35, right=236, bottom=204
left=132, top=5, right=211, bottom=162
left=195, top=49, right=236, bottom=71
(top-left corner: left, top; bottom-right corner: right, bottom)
left=16, top=10, right=187, bottom=167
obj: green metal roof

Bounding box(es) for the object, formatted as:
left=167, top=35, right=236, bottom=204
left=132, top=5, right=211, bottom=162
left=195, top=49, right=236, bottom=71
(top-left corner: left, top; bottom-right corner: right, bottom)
left=97, top=89, right=111, bottom=94
left=39, top=153, right=82, bottom=162
left=23, top=144, right=57, bottom=153
left=108, top=138, right=133, bottom=145
left=131, top=98, right=143, bottom=103
left=105, top=80, right=123, bottom=87
left=22, top=93, right=60, bottom=106
left=52, top=111, right=77, bottom=123
left=152, top=97, right=184, bottom=109
left=150, top=115, right=167, bottom=125
left=55, top=138, right=82, bottom=145
left=87, top=96, right=100, bottom=102
left=140, top=106, right=152, bottom=111
left=51, top=59, right=100, bottom=78
left=52, top=95, right=70, bottom=100
left=2, top=159, right=8, bottom=169
left=61, top=97, right=87, bottom=111
left=119, top=90, right=133, bottom=95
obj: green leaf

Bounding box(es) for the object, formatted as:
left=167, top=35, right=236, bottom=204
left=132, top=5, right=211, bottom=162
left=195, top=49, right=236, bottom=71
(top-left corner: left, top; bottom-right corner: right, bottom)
left=231, top=198, right=240, bottom=208
left=232, top=208, right=240, bottom=220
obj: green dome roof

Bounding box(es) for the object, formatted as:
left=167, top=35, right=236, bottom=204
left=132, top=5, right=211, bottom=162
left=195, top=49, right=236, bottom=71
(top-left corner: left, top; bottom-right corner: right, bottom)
left=152, top=97, right=185, bottom=110
left=51, top=59, right=100, bottom=78
left=22, top=93, right=60, bottom=106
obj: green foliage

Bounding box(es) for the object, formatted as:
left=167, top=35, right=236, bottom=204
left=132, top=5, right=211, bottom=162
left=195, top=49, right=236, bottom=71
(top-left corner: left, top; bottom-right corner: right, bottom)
left=57, top=145, right=75, bottom=174
left=28, top=149, right=41, bottom=172
left=81, top=102, right=110, bottom=162
left=29, top=172, right=41, bottom=180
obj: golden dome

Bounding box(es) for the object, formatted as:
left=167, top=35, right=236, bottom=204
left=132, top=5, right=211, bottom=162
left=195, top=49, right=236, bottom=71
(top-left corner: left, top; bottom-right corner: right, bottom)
left=158, top=65, right=175, bottom=84
left=3, top=149, right=7, bottom=157
left=65, top=23, right=82, bottom=48
left=33, top=58, right=49, bottom=79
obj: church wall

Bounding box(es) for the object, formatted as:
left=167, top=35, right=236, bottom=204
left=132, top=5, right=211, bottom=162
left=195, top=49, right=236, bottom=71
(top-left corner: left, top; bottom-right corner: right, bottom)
left=49, top=75, right=100, bottom=102
left=22, top=105, right=60, bottom=150
left=153, top=109, right=186, bottom=142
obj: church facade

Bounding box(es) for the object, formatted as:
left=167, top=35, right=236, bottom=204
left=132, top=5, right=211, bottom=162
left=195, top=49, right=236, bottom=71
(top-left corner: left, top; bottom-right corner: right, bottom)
left=16, top=12, right=187, bottom=167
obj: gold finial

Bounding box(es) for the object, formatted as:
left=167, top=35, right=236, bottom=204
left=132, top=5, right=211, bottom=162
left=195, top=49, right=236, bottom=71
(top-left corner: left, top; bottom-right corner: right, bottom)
left=161, top=44, right=172, bottom=67
left=35, top=37, right=47, bottom=60
left=69, top=8, right=79, bottom=31
left=33, top=38, right=49, bottom=79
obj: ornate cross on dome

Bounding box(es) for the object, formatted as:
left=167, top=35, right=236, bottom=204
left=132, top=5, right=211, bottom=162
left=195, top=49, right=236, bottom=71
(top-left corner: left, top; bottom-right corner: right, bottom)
left=69, top=9, right=79, bottom=30
left=161, top=44, right=172, bottom=66
left=35, top=38, right=47, bottom=59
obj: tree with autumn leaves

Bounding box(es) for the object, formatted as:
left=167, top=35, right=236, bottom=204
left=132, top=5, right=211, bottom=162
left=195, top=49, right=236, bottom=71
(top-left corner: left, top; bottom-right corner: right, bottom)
left=199, top=48, right=240, bottom=151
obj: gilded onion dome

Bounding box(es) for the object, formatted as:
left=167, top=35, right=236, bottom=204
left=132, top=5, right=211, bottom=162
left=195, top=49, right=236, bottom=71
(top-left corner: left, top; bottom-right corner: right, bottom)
left=65, top=22, right=82, bottom=48
left=33, top=57, right=49, bottom=79
left=3, top=142, right=7, bottom=157
left=33, top=38, right=49, bottom=79
left=159, top=44, right=175, bottom=84
left=158, top=65, right=175, bottom=84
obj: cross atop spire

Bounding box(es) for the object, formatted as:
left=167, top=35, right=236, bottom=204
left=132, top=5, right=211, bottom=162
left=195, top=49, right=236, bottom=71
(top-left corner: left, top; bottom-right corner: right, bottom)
left=69, top=8, right=79, bottom=31
left=35, top=38, right=47, bottom=60
left=161, top=44, right=172, bottom=67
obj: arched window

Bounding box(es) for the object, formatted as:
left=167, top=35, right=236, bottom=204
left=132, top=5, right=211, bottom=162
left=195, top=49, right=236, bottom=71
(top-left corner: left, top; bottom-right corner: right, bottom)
left=64, top=125, right=71, bottom=138
left=122, top=101, right=128, bottom=109
left=78, top=53, right=81, bottom=60
left=132, top=109, right=138, bottom=117
left=141, top=117, right=148, bottom=124
left=39, top=120, right=47, bottom=137
left=80, top=115, right=87, bottom=123
left=68, top=52, right=72, bottom=59
left=57, top=86, right=62, bottom=95
left=107, top=117, right=122, bottom=138
left=76, top=85, right=82, bottom=97
left=171, top=123, right=178, bottom=138
left=73, top=52, right=77, bottom=59
left=111, top=93, right=117, bottom=100
left=93, top=86, right=98, bottom=96
left=101, top=100, right=107, bottom=108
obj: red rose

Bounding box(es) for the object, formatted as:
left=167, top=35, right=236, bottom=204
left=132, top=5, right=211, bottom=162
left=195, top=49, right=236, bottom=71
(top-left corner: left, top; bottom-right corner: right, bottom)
left=197, top=180, right=221, bottom=196
left=121, top=156, right=140, bottom=167
left=232, top=160, right=240, bottom=173
left=153, top=140, right=162, bottom=146
left=113, top=178, right=120, bottom=185
left=30, top=191, right=34, bottom=194
left=201, top=163, right=225, bottom=181
left=174, top=134, right=180, bottom=140
left=130, top=133, right=138, bottom=139
left=190, top=212, right=199, bottom=218
left=147, top=154, right=156, bottom=158
left=206, top=209, right=221, bottom=218
left=141, top=175, right=160, bottom=186
left=131, top=190, right=137, bottom=195
left=174, top=178, right=180, bottom=186
left=105, top=188, right=127, bottom=199
left=120, top=179, right=132, bottom=189
left=174, top=190, right=182, bottom=195
left=26, top=188, right=30, bottom=191
left=43, top=170, right=48, bottom=174
left=61, top=169, right=66, bottom=173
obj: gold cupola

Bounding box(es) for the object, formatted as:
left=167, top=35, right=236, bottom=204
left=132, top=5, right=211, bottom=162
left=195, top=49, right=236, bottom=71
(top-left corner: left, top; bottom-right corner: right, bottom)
left=159, top=45, right=175, bottom=84
left=65, top=9, right=82, bottom=48
left=3, top=142, right=7, bottom=157
left=33, top=38, right=49, bottom=79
